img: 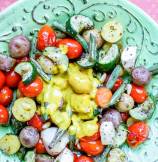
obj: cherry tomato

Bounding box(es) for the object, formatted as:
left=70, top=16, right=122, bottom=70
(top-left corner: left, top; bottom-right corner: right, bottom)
left=56, top=38, right=83, bottom=59
left=80, top=131, right=100, bottom=142
left=27, top=113, right=43, bottom=131
left=35, top=139, right=46, bottom=154
left=127, top=122, right=149, bottom=148
left=6, top=70, right=21, bottom=88
left=130, top=84, right=148, bottom=103
left=0, top=105, right=9, bottom=124
left=80, top=140, right=104, bottom=156
left=0, top=86, right=13, bottom=106
left=0, top=71, right=5, bottom=90
left=112, top=78, right=123, bottom=91
left=121, top=112, right=129, bottom=122
left=75, top=155, right=94, bottom=162
left=37, top=25, right=56, bottom=51
left=16, top=56, right=30, bottom=64
left=18, top=77, right=43, bottom=97
left=74, top=153, right=78, bottom=161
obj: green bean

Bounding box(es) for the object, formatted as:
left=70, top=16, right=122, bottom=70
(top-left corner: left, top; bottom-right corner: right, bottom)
left=106, top=65, right=123, bottom=89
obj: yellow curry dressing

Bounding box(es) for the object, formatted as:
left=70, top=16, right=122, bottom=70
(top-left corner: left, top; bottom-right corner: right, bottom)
left=37, top=63, right=100, bottom=138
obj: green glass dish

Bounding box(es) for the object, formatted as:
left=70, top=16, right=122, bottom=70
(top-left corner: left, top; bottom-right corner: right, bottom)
left=0, top=0, right=158, bottom=161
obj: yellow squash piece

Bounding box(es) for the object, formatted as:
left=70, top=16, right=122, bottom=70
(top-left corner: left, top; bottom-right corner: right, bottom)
left=12, top=97, right=36, bottom=122
left=0, top=135, right=20, bottom=155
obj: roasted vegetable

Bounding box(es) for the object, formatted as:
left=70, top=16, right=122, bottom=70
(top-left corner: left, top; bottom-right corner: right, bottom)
left=115, top=93, right=134, bottom=112
left=121, top=46, right=137, bottom=73
left=100, top=109, right=122, bottom=128
left=0, top=134, right=20, bottom=155
left=113, top=124, right=128, bottom=147
left=107, top=148, right=128, bottom=162
left=132, top=66, right=151, bottom=85
left=19, top=126, right=39, bottom=148
left=129, top=96, right=155, bottom=121
left=24, top=151, right=36, bottom=162
left=12, top=97, right=36, bottom=122
left=9, top=35, right=31, bottom=58
left=77, top=34, right=97, bottom=68
left=35, top=154, right=54, bottom=162
left=100, top=121, right=116, bottom=145
left=37, top=55, right=55, bottom=74
left=101, top=21, right=123, bottom=43
left=43, top=47, right=69, bottom=74
left=66, top=15, right=94, bottom=36
left=15, top=62, right=37, bottom=84
left=0, top=54, right=16, bottom=71
left=83, top=29, right=104, bottom=48
left=41, top=127, right=69, bottom=156
left=96, top=44, right=120, bottom=72
left=55, top=148, right=74, bottom=162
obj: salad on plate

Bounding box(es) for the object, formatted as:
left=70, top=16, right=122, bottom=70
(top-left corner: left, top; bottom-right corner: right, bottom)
left=0, top=14, right=157, bottom=162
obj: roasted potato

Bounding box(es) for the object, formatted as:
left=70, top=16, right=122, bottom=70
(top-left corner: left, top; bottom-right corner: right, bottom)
left=0, top=54, right=16, bottom=71
left=19, top=126, right=39, bottom=148
left=132, top=66, right=151, bottom=85
left=115, top=93, right=134, bottom=112
left=100, top=109, right=122, bottom=128
left=9, top=35, right=31, bottom=58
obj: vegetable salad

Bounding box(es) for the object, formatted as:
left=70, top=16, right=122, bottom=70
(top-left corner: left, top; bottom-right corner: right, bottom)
left=0, top=14, right=157, bottom=162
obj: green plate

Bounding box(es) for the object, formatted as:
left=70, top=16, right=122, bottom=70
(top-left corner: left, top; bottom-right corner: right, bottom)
left=0, top=0, right=158, bottom=161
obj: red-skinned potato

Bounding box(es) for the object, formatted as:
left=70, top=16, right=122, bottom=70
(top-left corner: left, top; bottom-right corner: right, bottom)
left=100, top=109, right=122, bottom=128
left=132, top=67, right=151, bottom=86
left=9, top=35, right=31, bottom=58
left=19, top=126, right=39, bottom=148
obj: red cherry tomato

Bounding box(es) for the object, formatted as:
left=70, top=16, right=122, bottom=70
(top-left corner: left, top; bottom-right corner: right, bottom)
left=0, top=105, right=9, bottom=124
left=75, top=155, right=94, bottom=162
left=6, top=70, right=21, bottom=88
left=37, top=25, right=56, bottom=51
left=0, top=86, right=13, bottom=106
left=27, top=113, right=43, bottom=131
left=27, top=114, right=43, bottom=131
left=16, top=56, right=30, bottom=64
left=112, top=78, right=123, bottom=92
left=73, top=153, right=78, bottom=161
left=56, top=38, right=83, bottom=59
left=0, top=71, right=5, bottom=90
left=18, top=77, right=43, bottom=97
left=80, top=140, right=104, bottom=156
left=130, top=84, right=148, bottom=103
left=127, top=122, right=149, bottom=148
left=35, top=139, right=46, bottom=154
left=121, top=112, right=129, bottom=122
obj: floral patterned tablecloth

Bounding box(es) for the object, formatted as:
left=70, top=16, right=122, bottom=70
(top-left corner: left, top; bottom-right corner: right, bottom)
left=0, top=0, right=158, bottom=23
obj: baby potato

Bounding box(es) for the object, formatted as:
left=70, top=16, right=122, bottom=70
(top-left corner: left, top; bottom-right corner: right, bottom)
left=19, top=126, right=39, bottom=148
left=12, top=97, right=36, bottom=122
left=132, top=66, right=151, bottom=86
left=82, top=29, right=104, bottom=48
left=0, top=134, right=20, bottom=155
left=100, top=109, right=122, bottom=128
left=9, top=35, right=30, bottom=58
left=115, top=93, right=134, bottom=112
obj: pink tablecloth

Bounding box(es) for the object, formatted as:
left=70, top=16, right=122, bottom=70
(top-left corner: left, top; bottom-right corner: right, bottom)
left=0, top=0, right=158, bottom=23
